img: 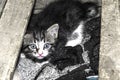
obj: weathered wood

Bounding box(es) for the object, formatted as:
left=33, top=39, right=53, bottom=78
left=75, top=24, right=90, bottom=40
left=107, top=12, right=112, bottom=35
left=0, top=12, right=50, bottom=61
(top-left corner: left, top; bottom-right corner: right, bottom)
left=0, top=0, right=7, bottom=17
left=0, top=0, right=34, bottom=80
left=34, top=0, right=55, bottom=14
left=99, top=0, right=120, bottom=80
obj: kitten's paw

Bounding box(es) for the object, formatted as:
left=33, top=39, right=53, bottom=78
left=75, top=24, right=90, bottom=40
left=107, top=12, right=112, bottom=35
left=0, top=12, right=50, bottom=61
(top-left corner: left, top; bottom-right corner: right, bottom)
left=82, top=51, right=90, bottom=64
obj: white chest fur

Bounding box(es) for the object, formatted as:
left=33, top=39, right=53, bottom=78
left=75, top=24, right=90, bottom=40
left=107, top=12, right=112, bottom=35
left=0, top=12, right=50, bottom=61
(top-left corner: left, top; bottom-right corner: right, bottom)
left=65, top=22, right=84, bottom=47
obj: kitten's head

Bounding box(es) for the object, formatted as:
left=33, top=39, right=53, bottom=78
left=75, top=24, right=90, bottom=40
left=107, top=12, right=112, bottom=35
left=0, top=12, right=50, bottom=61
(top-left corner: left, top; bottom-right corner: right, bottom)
left=22, top=24, right=59, bottom=60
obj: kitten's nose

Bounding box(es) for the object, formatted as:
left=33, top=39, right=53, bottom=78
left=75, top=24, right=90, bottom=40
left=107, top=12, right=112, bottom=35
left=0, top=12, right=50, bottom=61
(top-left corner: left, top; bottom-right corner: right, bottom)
left=38, top=49, right=43, bottom=54
left=38, top=53, right=43, bottom=57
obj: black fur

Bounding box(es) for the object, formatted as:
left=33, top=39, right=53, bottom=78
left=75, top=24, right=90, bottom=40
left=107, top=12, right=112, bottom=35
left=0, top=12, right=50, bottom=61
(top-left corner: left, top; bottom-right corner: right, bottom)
left=84, top=17, right=101, bottom=74
left=24, top=0, right=99, bottom=70
left=50, top=45, right=84, bottom=70
left=31, top=0, right=98, bottom=37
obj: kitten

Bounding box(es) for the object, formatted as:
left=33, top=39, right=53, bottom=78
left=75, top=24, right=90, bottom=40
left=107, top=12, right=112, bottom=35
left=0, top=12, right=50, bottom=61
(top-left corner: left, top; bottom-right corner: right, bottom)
left=21, top=24, right=59, bottom=61
left=13, top=0, right=100, bottom=79
left=21, top=0, right=98, bottom=63
left=12, top=23, right=59, bottom=80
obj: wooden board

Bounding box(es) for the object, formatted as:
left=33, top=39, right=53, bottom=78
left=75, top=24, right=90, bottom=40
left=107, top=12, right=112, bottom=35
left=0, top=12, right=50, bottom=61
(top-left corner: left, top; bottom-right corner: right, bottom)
left=34, top=0, right=55, bottom=14
left=0, top=0, right=7, bottom=17
left=99, top=0, right=120, bottom=80
left=0, top=0, right=34, bottom=80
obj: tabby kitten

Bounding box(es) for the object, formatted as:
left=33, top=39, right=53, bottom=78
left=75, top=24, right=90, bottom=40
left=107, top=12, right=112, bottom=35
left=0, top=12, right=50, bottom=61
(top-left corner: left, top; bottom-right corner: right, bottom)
left=21, top=24, right=59, bottom=61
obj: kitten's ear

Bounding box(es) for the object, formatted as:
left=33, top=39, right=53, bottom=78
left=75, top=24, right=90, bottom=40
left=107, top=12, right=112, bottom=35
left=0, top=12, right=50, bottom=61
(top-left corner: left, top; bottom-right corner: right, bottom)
left=45, top=24, right=59, bottom=43
left=23, top=33, right=34, bottom=45
left=24, top=33, right=33, bottom=39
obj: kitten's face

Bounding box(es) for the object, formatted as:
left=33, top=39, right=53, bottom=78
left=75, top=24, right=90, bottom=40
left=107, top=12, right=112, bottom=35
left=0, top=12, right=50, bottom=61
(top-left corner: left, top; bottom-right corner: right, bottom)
left=27, top=39, right=51, bottom=59
left=22, top=24, right=59, bottom=59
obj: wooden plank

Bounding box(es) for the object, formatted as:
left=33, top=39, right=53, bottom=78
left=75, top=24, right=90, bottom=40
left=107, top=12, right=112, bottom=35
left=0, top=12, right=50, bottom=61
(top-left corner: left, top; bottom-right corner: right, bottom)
left=0, top=0, right=35, bottom=80
left=99, top=0, right=120, bottom=80
left=34, top=0, right=55, bottom=14
left=0, top=0, right=7, bottom=17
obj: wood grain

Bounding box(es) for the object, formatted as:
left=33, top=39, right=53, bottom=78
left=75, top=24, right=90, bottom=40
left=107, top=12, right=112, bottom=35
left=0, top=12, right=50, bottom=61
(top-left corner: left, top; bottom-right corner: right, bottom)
left=99, top=0, right=120, bottom=80
left=0, top=0, right=7, bottom=17
left=0, top=0, right=34, bottom=80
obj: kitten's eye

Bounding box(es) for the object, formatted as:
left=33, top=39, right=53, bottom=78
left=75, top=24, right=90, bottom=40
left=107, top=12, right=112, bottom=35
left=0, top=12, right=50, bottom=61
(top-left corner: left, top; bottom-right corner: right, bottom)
left=29, top=44, right=37, bottom=50
left=44, top=43, right=51, bottom=49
